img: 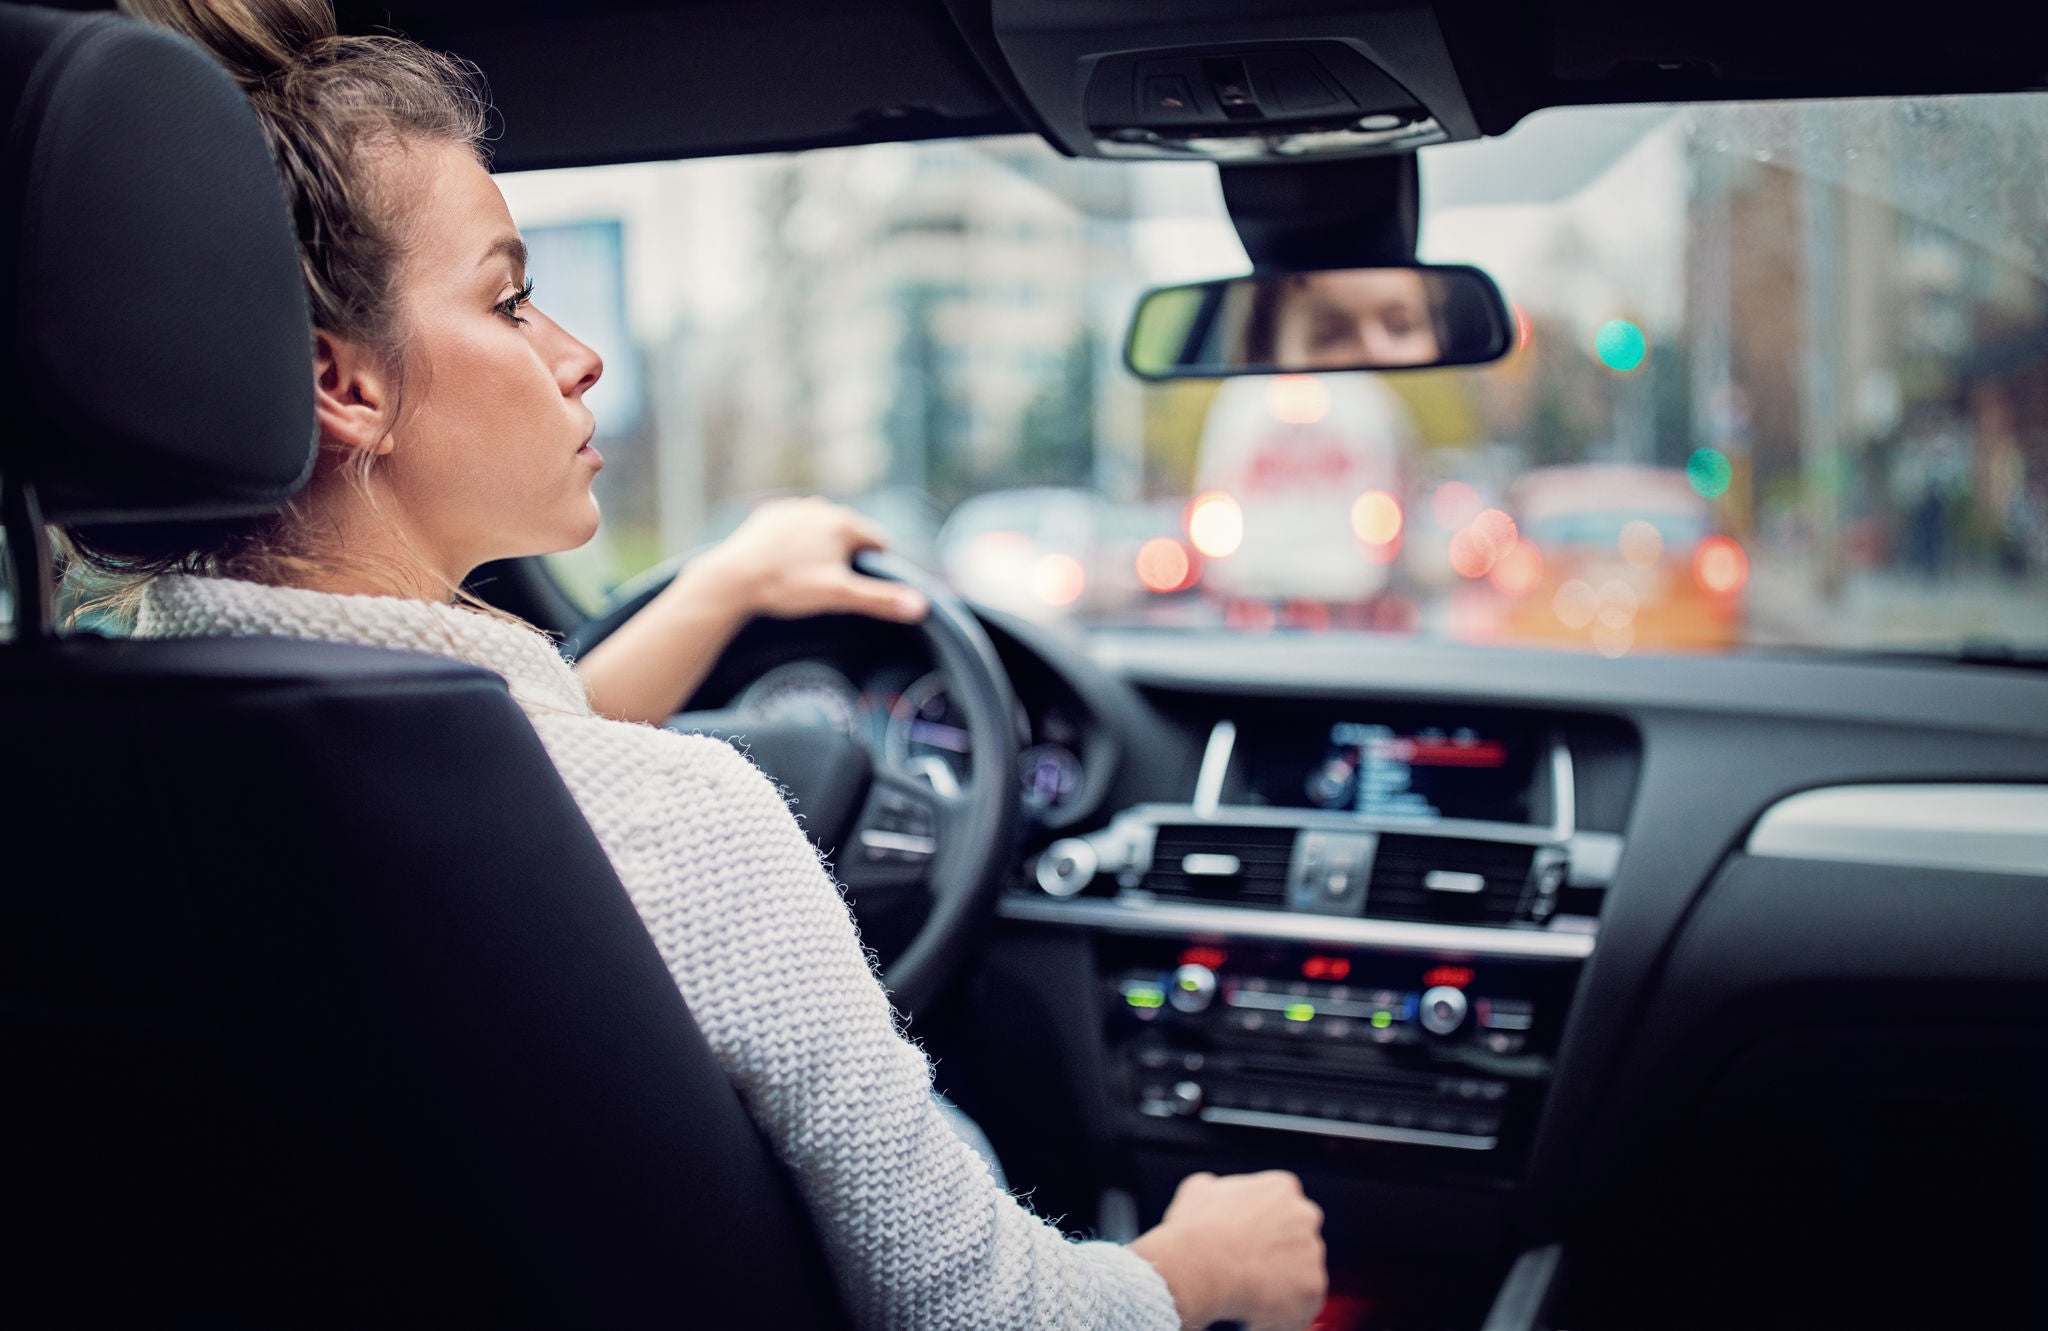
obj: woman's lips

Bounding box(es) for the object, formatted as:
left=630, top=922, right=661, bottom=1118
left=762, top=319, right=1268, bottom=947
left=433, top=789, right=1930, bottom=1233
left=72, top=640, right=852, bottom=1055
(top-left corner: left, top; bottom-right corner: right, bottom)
left=577, top=439, right=603, bottom=467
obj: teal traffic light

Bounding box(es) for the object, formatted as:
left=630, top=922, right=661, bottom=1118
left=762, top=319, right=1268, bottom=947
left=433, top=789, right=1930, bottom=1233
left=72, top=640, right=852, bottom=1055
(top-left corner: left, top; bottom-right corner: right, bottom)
left=1594, top=318, right=1648, bottom=373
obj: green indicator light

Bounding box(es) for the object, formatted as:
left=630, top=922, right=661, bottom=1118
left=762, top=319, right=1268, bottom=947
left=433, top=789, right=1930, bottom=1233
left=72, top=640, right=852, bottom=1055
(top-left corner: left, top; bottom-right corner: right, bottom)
left=1284, top=1003, right=1316, bottom=1023
left=1686, top=446, right=1732, bottom=499
left=1371, top=1011, right=1393, bottom=1029
left=1594, top=319, right=1648, bottom=373
left=1125, top=988, right=1165, bottom=1009
left=1179, top=977, right=1201, bottom=991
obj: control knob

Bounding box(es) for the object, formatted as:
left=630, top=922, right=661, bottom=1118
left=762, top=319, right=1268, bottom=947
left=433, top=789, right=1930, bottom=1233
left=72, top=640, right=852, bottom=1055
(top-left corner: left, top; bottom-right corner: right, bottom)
left=1419, top=984, right=1469, bottom=1036
left=1169, top=963, right=1217, bottom=1013
left=1035, top=838, right=1098, bottom=898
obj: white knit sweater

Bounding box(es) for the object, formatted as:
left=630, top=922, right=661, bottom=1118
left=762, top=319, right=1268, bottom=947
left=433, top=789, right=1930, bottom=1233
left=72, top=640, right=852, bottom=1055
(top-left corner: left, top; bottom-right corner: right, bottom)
left=135, top=575, right=1178, bottom=1331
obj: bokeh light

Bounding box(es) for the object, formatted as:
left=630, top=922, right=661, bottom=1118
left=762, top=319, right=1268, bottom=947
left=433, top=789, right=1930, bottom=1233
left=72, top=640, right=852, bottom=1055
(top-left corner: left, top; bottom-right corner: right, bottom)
left=1472, top=508, right=1518, bottom=551
left=1553, top=579, right=1598, bottom=628
left=1185, top=492, right=1244, bottom=559
left=1488, top=541, right=1545, bottom=597
left=1265, top=375, right=1331, bottom=425
left=1694, top=535, right=1750, bottom=596
left=1618, top=519, right=1665, bottom=567
left=961, top=530, right=1036, bottom=586
left=1687, top=446, right=1733, bottom=499
left=1592, top=620, right=1636, bottom=658
left=1135, top=537, right=1195, bottom=593
left=1350, top=490, right=1404, bottom=546
left=1597, top=580, right=1639, bottom=629
left=1594, top=318, right=1648, bottom=372
left=1030, top=552, right=1086, bottom=606
left=1431, top=480, right=1482, bottom=529
left=1449, top=525, right=1500, bottom=579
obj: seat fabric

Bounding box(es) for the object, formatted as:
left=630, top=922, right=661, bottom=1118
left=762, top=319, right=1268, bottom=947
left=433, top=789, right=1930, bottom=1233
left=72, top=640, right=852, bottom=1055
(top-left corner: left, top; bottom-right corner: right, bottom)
left=0, top=634, right=847, bottom=1327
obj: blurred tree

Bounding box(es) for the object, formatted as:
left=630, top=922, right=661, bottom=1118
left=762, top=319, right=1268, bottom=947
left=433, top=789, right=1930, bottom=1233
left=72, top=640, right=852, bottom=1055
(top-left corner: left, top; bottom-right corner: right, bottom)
left=1012, top=326, right=1098, bottom=487
left=884, top=285, right=972, bottom=504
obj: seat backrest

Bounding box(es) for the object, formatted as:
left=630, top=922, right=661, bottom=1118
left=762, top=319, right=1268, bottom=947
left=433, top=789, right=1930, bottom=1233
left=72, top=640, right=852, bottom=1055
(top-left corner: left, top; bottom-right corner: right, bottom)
left=0, top=8, right=848, bottom=1324
left=3, top=635, right=848, bottom=1326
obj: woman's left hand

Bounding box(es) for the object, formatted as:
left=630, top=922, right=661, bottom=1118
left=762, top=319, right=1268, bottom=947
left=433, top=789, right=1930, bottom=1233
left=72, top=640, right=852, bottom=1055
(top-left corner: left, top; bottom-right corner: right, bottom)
left=687, top=496, right=928, bottom=625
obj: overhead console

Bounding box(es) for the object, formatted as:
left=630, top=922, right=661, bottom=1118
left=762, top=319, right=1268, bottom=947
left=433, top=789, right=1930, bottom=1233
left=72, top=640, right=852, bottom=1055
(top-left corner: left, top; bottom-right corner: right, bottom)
left=986, top=0, right=1480, bottom=162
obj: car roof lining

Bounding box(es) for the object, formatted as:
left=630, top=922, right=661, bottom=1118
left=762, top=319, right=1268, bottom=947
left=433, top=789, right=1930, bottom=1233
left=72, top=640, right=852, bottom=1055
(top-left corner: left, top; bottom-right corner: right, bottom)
left=48, top=0, right=2048, bottom=170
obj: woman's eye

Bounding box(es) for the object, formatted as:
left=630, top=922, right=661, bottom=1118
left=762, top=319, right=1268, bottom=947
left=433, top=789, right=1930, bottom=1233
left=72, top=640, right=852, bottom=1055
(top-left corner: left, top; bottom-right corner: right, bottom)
left=496, top=278, right=535, bottom=325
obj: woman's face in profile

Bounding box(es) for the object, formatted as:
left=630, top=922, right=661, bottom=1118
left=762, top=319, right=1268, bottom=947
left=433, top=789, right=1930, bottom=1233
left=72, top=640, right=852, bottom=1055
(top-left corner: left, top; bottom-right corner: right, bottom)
left=1270, top=268, right=1441, bottom=369
left=373, top=141, right=610, bottom=575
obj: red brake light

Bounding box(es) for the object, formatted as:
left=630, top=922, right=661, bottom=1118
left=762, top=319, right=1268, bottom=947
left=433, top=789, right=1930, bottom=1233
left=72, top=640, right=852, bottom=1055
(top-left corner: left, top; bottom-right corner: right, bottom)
left=1694, top=535, right=1749, bottom=597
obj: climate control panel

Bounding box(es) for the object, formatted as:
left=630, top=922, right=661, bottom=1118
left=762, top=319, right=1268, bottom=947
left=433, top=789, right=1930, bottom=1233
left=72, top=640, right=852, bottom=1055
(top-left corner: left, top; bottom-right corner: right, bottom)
left=1104, top=938, right=1576, bottom=1158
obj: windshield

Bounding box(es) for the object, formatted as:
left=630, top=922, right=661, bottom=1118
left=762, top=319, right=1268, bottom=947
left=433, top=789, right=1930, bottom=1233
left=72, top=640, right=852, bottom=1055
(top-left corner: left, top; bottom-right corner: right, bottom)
left=506, top=95, right=2048, bottom=657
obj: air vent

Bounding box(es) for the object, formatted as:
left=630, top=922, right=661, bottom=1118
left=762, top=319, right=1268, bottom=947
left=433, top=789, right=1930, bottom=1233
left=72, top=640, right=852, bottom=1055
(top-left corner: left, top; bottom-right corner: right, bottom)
left=1145, top=824, right=1298, bottom=909
left=1366, top=835, right=1535, bottom=926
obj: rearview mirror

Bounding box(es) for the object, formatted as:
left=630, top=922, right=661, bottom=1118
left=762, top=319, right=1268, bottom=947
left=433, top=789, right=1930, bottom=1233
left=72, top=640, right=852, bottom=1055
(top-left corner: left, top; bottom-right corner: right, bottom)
left=1124, top=265, right=1513, bottom=380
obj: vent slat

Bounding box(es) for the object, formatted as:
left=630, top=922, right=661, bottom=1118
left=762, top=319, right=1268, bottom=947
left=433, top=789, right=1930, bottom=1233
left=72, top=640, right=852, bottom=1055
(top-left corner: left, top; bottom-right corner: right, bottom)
left=1145, top=825, right=1297, bottom=910
left=1366, top=835, right=1534, bottom=926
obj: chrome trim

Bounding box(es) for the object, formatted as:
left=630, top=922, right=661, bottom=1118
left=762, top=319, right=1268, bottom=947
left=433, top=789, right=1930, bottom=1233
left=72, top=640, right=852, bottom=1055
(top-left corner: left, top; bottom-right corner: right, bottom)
left=1425, top=870, right=1487, bottom=895
left=1228, top=990, right=1383, bottom=1020
left=1199, top=1106, right=1497, bottom=1150
left=1192, top=720, right=1236, bottom=817
left=1547, top=738, right=1577, bottom=840
left=857, top=829, right=936, bottom=857
left=1116, top=801, right=1572, bottom=848
left=1035, top=838, right=1098, bottom=898
left=997, top=894, right=1597, bottom=960
left=1747, top=784, right=2048, bottom=877
left=1181, top=853, right=1241, bottom=877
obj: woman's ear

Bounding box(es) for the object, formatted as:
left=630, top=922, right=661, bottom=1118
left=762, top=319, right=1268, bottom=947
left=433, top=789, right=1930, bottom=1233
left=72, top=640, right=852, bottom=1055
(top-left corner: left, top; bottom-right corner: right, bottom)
left=313, top=332, right=397, bottom=456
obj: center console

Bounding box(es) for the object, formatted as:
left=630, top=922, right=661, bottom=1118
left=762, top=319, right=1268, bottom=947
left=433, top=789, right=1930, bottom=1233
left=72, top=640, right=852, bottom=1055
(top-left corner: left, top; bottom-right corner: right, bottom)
left=1106, top=937, right=1578, bottom=1160
left=999, top=707, right=1625, bottom=1172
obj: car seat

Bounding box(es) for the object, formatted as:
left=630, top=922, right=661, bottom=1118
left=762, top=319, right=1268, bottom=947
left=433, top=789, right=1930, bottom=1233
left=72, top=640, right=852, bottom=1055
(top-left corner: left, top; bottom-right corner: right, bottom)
left=0, top=8, right=849, bottom=1326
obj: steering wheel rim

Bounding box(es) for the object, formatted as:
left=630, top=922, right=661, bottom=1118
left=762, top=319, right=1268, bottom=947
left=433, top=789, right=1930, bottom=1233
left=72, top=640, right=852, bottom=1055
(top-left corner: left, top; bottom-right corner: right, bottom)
left=846, top=549, right=1021, bottom=1012
left=566, top=548, right=1020, bottom=1016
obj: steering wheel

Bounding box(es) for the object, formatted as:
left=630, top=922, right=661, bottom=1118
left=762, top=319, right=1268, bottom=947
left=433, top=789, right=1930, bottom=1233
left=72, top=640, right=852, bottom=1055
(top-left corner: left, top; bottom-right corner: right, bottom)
left=569, top=550, right=1021, bottom=1015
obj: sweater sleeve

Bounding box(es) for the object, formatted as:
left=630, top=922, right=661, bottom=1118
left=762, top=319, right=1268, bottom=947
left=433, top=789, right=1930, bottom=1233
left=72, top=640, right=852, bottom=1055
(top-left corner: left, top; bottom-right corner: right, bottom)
left=602, top=728, right=1181, bottom=1331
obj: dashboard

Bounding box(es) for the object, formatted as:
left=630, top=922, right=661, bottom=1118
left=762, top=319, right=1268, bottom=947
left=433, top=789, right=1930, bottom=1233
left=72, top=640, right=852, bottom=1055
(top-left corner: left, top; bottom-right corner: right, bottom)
left=733, top=659, right=1089, bottom=817
left=679, top=607, right=2048, bottom=1329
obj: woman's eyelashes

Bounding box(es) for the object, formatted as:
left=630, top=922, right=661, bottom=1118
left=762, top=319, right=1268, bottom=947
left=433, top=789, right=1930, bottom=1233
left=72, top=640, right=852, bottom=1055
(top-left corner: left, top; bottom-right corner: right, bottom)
left=495, top=276, right=535, bottom=325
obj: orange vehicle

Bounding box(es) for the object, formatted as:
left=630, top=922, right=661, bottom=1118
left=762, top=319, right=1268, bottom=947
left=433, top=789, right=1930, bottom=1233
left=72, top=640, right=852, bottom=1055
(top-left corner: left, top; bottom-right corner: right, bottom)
left=1489, top=465, right=1747, bottom=654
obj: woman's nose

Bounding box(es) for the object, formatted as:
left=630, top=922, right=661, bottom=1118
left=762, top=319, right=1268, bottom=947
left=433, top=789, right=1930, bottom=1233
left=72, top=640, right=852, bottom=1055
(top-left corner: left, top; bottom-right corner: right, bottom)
left=541, top=309, right=604, bottom=397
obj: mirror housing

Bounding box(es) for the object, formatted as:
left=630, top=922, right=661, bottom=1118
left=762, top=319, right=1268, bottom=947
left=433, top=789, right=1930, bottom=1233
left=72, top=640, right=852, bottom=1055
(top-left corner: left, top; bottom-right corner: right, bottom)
left=1124, top=264, right=1514, bottom=380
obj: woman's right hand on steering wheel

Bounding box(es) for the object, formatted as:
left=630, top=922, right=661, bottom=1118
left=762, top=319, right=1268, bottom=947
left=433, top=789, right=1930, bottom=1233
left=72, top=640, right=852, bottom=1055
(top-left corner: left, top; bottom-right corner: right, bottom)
left=1129, top=1169, right=1329, bottom=1331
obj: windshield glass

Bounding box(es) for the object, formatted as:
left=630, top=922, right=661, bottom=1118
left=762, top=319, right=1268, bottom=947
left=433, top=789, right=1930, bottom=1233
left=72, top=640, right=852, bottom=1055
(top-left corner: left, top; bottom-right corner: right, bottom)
left=505, top=95, right=2048, bottom=656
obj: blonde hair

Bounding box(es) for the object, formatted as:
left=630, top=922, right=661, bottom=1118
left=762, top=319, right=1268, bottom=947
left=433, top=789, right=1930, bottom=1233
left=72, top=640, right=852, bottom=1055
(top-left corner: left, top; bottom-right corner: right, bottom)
left=65, top=0, right=495, bottom=608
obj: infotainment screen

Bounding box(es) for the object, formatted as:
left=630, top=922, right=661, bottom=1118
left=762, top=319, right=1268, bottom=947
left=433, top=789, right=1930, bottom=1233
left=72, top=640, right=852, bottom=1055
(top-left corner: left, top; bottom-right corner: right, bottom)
left=1240, top=717, right=1543, bottom=825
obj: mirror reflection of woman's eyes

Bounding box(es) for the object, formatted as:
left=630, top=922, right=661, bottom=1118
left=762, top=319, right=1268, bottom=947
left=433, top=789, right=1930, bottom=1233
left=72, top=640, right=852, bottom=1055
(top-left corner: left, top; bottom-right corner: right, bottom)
left=1310, top=313, right=1360, bottom=351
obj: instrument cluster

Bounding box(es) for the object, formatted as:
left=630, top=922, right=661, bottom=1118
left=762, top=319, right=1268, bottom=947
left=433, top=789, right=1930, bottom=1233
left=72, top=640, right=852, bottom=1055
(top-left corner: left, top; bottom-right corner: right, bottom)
left=735, top=659, right=1089, bottom=817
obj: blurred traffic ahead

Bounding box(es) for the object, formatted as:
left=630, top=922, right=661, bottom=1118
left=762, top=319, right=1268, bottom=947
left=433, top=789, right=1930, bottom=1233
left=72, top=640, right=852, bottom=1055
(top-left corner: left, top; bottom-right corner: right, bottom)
left=931, top=373, right=1749, bottom=656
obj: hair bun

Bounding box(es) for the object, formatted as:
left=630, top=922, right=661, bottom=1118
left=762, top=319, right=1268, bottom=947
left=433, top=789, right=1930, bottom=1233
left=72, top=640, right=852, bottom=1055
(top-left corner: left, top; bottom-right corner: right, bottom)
left=119, top=0, right=339, bottom=88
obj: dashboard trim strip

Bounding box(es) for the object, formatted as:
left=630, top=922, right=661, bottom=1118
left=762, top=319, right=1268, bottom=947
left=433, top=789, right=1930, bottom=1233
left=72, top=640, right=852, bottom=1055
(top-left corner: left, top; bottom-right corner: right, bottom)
left=1199, top=1106, right=1499, bottom=1150
left=997, top=894, right=1598, bottom=959
left=1747, top=783, right=2048, bottom=877
left=1193, top=720, right=1236, bottom=818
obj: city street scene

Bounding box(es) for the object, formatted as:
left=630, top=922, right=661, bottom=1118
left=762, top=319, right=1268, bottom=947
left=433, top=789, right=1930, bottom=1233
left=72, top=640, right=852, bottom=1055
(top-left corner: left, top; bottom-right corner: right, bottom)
left=504, top=95, right=2048, bottom=658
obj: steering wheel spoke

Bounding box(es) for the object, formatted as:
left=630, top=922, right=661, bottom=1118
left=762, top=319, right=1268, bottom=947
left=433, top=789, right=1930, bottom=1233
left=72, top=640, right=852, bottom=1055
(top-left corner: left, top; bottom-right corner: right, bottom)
left=837, top=769, right=957, bottom=895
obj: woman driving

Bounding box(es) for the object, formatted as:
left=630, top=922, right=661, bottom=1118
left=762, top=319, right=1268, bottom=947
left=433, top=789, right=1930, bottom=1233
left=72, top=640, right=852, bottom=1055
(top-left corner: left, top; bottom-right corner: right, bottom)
left=69, top=3, right=1329, bottom=1328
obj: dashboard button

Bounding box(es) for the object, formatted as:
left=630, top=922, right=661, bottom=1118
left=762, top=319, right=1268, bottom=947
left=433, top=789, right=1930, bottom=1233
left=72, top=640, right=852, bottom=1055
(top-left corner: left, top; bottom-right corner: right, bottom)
left=1169, top=963, right=1217, bottom=1013
left=1420, top=985, right=1469, bottom=1035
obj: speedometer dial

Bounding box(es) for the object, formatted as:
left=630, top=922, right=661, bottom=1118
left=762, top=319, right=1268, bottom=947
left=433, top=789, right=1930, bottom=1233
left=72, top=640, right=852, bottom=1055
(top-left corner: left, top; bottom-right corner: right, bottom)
left=886, top=671, right=974, bottom=793
left=1018, top=743, right=1083, bottom=813
left=736, top=662, right=864, bottom=738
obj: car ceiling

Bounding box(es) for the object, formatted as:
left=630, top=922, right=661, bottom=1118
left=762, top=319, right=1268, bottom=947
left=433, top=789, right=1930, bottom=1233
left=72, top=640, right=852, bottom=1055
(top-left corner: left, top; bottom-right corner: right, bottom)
left=39, top=0, right=2048, bottom=168
left=303, top=0, right=2048, bottom=171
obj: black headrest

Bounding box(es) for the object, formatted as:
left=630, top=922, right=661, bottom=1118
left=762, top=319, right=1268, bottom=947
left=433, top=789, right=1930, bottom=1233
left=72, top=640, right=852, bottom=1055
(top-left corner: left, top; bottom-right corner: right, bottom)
left=0, top=5, right=314, bottom=525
